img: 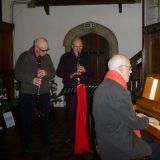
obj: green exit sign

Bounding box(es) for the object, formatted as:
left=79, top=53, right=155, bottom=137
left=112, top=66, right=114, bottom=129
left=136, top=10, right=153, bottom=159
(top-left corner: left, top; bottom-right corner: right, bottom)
left=84, top=22, right=96, bottom=29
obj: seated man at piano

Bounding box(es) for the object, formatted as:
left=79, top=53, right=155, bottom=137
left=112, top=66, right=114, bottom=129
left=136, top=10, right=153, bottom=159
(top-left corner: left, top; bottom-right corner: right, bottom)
left=93, top=54, right=160, bottom=160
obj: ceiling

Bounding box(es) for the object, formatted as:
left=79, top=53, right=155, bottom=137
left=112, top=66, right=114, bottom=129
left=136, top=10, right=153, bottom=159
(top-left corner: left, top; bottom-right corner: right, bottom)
left=28, top=0, right=141, bottom=14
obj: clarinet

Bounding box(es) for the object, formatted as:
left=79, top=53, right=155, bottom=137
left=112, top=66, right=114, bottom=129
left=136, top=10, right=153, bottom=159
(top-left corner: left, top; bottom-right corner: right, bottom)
left=37, top=60, right=41, bottom=98
left=74, top=53, right=81, bottom=84
left=37, top=60, right=45, bottom=117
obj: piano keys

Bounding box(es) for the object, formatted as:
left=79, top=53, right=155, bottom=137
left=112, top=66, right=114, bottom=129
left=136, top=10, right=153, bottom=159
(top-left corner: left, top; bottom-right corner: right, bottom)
left=134, top=73, right=160, bottom=141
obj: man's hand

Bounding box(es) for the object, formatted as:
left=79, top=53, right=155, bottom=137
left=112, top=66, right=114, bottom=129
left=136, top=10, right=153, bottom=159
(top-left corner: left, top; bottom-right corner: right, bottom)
left=70, top=72, right=81, bottom=79
left=77, top=65, right=86, bottom=73
left=148, top=117, right=160, bottom=126
left=136, top=113, right=147, bottom=118
left=37, top=69, right=47, bottom=78
left=32, top=77, right=42, bottom=87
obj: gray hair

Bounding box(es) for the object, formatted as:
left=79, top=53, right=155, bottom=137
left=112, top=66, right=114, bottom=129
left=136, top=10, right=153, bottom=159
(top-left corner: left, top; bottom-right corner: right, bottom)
left=108, top=54, right=129, bottom=70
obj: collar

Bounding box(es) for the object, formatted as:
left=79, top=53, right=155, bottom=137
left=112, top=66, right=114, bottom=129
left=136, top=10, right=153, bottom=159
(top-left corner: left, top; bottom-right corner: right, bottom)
left=104, top=70, right=127, bottom=89
left=32, top=46, right=41, bottom=62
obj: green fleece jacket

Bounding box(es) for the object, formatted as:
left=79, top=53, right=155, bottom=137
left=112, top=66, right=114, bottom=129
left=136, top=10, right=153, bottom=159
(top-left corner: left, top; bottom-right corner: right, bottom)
left=14, top=48, right=55, bottom=94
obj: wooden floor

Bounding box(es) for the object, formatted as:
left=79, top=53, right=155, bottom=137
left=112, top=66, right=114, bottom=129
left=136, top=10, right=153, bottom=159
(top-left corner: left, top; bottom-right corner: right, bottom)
left=0, top=107, right=100, bottom=160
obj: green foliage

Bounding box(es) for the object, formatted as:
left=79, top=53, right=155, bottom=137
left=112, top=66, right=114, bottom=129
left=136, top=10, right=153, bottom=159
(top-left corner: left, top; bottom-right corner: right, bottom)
left=0, top=78, right=62, bottom=114
left=0, top=75, right=62, bottom=116
left=0, top=81, right=18, bottom=115
left=49, top=79, right=62, bottom=106
left=14, top=79, right=63, bottom=106
left=0, top=99, right=19, bottom=116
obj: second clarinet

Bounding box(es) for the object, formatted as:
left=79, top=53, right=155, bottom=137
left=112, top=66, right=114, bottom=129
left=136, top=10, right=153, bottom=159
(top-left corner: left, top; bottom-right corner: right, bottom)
left=37, top=60, right=41, bottom=97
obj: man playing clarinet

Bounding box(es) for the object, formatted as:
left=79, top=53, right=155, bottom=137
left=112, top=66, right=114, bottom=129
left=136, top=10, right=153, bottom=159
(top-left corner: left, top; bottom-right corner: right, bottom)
left=14, top=37, right=55, bottom=157
left=56, top=37, right=94, bottom=151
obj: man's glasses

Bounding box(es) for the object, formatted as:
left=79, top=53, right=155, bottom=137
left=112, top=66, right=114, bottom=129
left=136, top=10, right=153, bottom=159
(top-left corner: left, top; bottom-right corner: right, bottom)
left=73, top=45, right=83, bottom=49
left=120, top=65, right=132, bottom=70
left=36, top=46, right=49, bottom=52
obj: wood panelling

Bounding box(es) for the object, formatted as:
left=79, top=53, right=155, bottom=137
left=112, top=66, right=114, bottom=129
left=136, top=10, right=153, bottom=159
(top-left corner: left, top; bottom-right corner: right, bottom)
left=142, top=23, right=160, bottom=81
left=0, top=0, right=2, bottom=21
left=0, top=22, right=14, bottom=99
left=34, top=0, right=140, bottom=6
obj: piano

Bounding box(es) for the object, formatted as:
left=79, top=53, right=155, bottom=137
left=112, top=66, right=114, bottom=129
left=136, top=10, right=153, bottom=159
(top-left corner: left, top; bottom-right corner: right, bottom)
left=134, top=73, right=160, bottom=141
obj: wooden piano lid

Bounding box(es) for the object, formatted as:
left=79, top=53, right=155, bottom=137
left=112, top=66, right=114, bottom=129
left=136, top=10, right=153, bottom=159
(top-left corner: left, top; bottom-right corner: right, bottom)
left=142, top=73, right=160, bottom=103
left=135, top=73, right=160, bottom=120
left=135, top=73, right=160, bottom=141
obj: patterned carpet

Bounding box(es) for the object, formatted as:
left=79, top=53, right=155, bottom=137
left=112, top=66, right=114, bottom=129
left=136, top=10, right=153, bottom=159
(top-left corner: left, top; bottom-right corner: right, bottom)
left=0, top=107, right=100, bottom=160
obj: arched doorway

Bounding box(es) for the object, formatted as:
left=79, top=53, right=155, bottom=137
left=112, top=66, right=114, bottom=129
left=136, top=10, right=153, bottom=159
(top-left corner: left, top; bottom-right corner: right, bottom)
left=63, top=21, right=118, bottom=85
left=81, top=33, right=109, bottom=85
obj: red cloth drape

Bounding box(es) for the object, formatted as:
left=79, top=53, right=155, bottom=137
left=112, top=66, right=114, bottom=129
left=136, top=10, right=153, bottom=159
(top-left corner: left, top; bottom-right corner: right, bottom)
left=105, top=70, right=142, bottom=138
left=75, top=84, right=89, bottom=154
left=133, top=130, right=141, bottom=138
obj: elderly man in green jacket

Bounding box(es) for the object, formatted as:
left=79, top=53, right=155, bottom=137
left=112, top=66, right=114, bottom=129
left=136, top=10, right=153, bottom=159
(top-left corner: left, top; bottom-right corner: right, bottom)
left=15, top=37, right=55, bottom=157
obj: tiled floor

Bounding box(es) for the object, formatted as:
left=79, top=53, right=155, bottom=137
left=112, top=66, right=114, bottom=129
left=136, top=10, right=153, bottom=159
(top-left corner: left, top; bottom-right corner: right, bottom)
left=0, top=107, right=100, bottom=160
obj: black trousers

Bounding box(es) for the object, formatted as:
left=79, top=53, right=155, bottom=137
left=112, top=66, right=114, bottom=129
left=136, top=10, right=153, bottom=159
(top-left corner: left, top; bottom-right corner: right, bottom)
left=65, top=94, right=77, bottom=143
left=19, top=93, right=51, bottom=152
left=142, top=135, right=160, bottom=160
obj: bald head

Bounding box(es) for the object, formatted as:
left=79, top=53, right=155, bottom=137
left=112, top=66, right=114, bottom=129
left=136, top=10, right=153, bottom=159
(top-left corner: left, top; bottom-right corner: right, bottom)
left=72, top=37, right=82, bottom=45
left=71, top=37, right=83, bottom=56
left=34, top=37, right=49, bottom=56
left=35, top=37, right=48, bottom=48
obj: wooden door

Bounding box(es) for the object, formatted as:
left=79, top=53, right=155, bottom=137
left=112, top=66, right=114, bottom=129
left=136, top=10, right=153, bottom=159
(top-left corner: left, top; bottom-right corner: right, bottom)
left=81, top=33, right=109, bottom=85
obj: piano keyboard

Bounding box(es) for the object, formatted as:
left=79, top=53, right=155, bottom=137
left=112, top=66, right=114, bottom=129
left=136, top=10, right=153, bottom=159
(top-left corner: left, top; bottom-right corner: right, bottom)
left=133, top=105, right=160, bottom=130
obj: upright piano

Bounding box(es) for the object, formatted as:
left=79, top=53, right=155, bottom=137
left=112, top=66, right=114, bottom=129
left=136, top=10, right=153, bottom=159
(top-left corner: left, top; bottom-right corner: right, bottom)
left=134, top=73, right=160, bottom=141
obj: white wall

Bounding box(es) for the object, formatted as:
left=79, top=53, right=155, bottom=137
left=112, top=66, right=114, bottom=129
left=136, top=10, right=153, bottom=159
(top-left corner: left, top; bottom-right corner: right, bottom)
left=2, top=0, right=12, bottom=22
left=2, top=1, right=142, bottom=106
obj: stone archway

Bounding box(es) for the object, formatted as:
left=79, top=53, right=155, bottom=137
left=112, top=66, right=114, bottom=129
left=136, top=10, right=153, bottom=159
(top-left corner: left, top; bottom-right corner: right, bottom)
left=63, top=21, right=118, bottom=56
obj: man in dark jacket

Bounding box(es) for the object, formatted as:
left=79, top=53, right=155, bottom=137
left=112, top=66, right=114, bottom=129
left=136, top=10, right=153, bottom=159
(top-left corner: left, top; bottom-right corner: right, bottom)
left=93, top=54, right=160, bottom=160
left=56, top=37, right=93, bottom=149
left=15, top=37, right=55, bottom=156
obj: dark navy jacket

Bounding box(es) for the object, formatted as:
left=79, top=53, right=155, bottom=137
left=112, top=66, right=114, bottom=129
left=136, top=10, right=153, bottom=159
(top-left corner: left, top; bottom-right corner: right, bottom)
left=56, top=51, right=93, bottom=87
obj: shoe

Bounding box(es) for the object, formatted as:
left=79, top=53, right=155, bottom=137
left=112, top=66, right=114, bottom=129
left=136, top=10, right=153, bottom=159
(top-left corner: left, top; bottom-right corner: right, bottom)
left=20, top=148, right=31, bottom=158
left=44, top=143, right=55, bottom=156
left=43, top=141, right=55, bottom=152
left=47, top=143, right=55, bottom=153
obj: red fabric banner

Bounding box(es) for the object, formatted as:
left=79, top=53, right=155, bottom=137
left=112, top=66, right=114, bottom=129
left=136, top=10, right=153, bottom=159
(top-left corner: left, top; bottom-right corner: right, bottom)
left=75, top=84, right=89, bottom=154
